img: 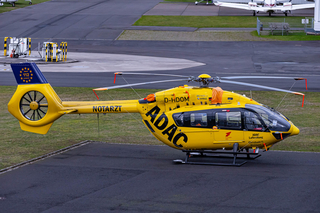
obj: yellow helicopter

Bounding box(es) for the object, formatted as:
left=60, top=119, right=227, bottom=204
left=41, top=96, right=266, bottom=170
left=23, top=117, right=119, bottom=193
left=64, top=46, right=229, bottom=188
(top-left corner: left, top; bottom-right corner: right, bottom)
left=8, top=63, right=307, bottom=166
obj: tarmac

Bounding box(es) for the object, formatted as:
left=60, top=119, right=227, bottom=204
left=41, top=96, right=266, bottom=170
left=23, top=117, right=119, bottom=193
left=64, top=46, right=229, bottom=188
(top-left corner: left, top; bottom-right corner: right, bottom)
left=1, top=142, right=320, bottom=213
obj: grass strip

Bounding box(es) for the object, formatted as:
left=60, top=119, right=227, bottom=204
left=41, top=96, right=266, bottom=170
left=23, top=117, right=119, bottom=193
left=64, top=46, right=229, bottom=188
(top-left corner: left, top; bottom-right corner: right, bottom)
left=119, top=30, right=274, bottom=41
left=134, top=15, right=312, bottom=28
left=0, top=0, right=49, bottom=14
left=1, top=86, right=319, bottom=169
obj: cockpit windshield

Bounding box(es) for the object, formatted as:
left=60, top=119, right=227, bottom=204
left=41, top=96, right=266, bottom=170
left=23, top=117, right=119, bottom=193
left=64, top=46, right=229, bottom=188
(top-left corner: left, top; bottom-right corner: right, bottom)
left=245, top=104, right=291, bottom=132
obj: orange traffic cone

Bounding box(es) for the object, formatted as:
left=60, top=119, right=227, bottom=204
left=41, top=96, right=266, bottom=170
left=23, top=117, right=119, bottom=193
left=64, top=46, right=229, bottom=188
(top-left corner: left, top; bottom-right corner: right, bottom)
left=10, top=50, right=15, bottom=58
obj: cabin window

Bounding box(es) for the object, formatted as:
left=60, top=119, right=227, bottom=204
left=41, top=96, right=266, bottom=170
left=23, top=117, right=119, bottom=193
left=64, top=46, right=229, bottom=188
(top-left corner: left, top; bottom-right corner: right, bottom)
left=173, top=110, right=213, bottom=128
left=244, top=111, right=264, bottom=131
left=190, top=113, right=208, bottom=127
left=215, top=111, right=241, bottom=130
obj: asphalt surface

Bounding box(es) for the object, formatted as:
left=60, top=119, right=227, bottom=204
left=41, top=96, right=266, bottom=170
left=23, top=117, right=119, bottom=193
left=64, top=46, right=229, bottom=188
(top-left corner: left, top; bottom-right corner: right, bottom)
left=0, top=1, right=318, bottom=91
left=1, top=40, right=319, bottom=92
left=0, top=0, right=161, bottom=40
left=0, top=1, right=320, bottom=212
left=1, top=142, right=320, bottom=213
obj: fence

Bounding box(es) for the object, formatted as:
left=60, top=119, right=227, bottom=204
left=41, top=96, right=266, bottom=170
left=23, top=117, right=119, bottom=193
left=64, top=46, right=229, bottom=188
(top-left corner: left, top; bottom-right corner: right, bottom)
left=257, top=17, right=314, bottom=36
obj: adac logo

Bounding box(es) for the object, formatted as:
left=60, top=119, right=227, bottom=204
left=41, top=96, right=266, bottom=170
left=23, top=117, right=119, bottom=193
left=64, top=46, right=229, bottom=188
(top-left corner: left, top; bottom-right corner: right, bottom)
left=225, top=132, right=232, bottom=140
left=19, top=67, right=33, bottom=83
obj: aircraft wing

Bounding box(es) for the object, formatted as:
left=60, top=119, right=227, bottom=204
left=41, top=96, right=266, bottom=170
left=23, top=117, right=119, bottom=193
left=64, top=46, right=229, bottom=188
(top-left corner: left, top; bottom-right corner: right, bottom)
left=286, top=3, right=315, bottom=11
left=214, top=1, right=257, bottom=10
left=214, top=1, right=265, bottom=11
left=266, top=3, right=314, bottom=12
left=215, top=1, right=314, bottom=12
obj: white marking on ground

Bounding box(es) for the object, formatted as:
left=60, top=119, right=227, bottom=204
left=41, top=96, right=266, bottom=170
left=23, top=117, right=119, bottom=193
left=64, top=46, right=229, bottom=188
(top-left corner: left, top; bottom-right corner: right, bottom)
left=0, top=52, right=205, bottom=72
left=0, top=64, right=10, bottom=71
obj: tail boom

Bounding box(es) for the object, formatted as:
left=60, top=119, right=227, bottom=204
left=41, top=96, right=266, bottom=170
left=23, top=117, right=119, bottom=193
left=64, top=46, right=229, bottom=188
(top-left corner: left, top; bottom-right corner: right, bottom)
left=61, top=100, right=139, bottom=114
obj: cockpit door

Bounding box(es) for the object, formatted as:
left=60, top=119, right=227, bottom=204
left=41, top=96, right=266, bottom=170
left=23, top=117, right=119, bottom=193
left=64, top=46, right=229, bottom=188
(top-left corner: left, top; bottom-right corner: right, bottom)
left=243, top=110, right=269, bottom=148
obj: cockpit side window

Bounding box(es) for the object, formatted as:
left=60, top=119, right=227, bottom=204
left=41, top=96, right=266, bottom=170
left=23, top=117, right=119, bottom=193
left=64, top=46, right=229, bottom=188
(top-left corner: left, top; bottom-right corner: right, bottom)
left=244, top=111, right=265, bottom=131
left=245, top=104, right=291, bottom=132
left=173, top=113, right=184, bottom=126
left=215, top=111, right=242, bottom=130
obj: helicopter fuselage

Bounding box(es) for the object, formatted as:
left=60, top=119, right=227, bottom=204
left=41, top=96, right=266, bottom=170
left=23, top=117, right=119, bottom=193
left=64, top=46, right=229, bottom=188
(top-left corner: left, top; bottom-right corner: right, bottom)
left=138, top=86, right=299, bottom=151
left=7, top=62, right=300, bottom=152
left=57, top=85, right=299, bottom=151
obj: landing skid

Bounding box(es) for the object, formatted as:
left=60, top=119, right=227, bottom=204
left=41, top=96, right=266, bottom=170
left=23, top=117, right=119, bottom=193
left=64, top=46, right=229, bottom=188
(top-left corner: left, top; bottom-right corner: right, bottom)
left=173, top=149, right=261, bottom=167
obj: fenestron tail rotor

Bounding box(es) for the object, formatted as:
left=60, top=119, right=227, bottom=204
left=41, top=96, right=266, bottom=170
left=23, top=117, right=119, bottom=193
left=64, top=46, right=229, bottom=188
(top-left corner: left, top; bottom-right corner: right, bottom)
left=20, top=91, right=48, bottom=121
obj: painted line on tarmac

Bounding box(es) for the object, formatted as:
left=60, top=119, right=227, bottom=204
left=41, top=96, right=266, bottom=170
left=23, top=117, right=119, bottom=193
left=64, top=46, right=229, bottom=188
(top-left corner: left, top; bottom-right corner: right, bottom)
left=0, top=140, right=92, bottom=175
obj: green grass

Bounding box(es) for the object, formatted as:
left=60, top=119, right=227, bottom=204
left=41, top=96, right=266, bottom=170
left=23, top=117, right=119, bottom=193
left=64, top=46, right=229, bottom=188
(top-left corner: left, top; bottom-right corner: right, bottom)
left=0, top=0, right=49, bottom=14
left=135, top=15, right=257, bottom=28
left=1, top=86, right=320, bottom=169
left=134, top=16, right=311, bottom=28
left=134, top=16, right=320, bottom=40
left=251, top=31, right=320, bottom=41
left=0, top=86, right=162, bottom=169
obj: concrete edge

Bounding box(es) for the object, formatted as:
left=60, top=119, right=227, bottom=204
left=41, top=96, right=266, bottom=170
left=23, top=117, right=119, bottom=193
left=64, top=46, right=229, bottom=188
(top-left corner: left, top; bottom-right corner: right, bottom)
left=0, top=140, right=92, bottom=175
left=0, top=58, right=79, bottom=65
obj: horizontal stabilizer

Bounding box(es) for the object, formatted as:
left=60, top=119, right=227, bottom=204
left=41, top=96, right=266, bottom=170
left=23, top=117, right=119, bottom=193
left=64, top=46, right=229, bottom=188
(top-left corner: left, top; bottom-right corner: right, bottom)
left=19, top=122, right=53, bottom=135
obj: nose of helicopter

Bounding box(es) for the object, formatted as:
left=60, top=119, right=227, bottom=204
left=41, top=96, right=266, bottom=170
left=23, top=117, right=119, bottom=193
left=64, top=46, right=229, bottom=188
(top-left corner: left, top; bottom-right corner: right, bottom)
left=290, top=124, right=300, bottom=136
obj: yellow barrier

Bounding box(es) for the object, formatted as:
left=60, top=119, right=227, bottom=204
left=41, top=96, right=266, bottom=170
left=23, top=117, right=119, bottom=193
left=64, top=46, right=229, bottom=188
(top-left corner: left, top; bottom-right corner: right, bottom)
left=45, top=43, right=48, bottom=62
left=4, top=37, right=11, bottom=56
left=45, top=42, right=64, bottom=62
left=28, top=38, right=31, bottom=56
left=4, top=37, right=31, bottom=56
left=50, top=43, right=53, bottom=62
left=55, top=43, right=58, bottom=62
left=60, top=42, right=67, bottom=61
left=65, top=42, right=67, bottom=61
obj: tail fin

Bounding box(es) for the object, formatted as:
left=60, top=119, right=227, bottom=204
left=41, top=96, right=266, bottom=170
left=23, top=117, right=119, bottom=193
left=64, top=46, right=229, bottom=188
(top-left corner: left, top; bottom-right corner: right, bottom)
left=8, top=63, right=69, bottom=134
left=11, top=63, right=48, bottom=85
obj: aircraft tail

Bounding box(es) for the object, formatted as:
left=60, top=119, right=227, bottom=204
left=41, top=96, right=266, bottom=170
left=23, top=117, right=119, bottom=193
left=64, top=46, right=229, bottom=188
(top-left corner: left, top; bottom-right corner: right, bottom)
left=8, top=63, right=140, bottom=135
left=8, top=63, right=74, bottom=134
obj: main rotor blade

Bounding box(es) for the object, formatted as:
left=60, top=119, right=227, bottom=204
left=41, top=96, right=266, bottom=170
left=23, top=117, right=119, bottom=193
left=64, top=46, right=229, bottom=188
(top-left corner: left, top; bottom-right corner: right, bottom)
left=94, top=79, right=187, bottom=91
left=221, top=76, right=307, bottom=91
left=220, top=80, right=304, bottom=96
left=221, top=76, right=305, bottom=80
left=115, top=72, right=189, bottom=78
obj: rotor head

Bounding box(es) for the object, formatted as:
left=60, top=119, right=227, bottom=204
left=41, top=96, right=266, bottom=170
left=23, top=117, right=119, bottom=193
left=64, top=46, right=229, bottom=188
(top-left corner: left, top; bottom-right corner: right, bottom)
left=191, top=74, right=221, bottom=87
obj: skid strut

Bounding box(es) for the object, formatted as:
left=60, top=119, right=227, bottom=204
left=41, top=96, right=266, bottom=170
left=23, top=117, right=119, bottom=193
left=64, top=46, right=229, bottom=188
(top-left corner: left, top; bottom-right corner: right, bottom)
left=173, top=144, right=261, bottom=167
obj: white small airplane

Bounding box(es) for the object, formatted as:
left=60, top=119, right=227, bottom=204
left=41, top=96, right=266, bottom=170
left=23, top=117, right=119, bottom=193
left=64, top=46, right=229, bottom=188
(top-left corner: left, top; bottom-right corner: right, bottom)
left=0, top=0, right=32, bottom=7
left=214, top=0, right=315, bottom=16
